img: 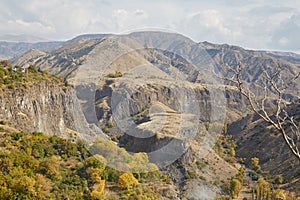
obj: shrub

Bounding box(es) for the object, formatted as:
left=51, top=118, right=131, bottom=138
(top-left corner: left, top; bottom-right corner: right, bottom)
left=118, top=172, right=139, bottom=190
left=107, top=71, right=122, bottom=78
left=273, top=175, right=284, bottom=184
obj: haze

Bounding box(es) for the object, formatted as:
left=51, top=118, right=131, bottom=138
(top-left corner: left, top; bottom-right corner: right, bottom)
left=1, top=0, right=300, bottom=52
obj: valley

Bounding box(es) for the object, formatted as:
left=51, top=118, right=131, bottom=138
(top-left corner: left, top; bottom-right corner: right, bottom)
left=0, top=31, right=299, bottom=199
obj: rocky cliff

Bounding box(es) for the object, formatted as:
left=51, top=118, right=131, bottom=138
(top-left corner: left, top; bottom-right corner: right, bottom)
left=0, top=80, right=104, bottom=140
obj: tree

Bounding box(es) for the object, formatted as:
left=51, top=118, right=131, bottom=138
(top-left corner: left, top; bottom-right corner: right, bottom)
left=85, top=155, right=107, bottom=170
left=229, top=178, right=242, bottom=198
left=222, top=63, right=300, bottom=160
left=272, top=189, right=286, bottom=200
left=34, top=174, right=52, bottom=199
left=256, top=178, right=270, bottom=200
left=273, top=175, right=284, bottom=185
left=251, top=157, right=261, bottom=172
left=118, top=172, right=138, bottom=190
left=230, top=147, right=236, bottom=157
left=39, top=156, right=61, bottom=179
left=236, top=165, right=246, bottom=185
left=0, top=60, right=12, bottom=68
left=10, top=175, right=36, bottom=199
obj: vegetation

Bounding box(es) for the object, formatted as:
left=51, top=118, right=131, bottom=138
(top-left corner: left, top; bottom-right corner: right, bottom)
left=214, top=130, right=237, bottom=164
left=0, top=60, right=64, bottom=91
left=215, top=128, right=300, bottom=199
left=224, top=63, right=300, bottom=160
left=0, top=128, right=166, bottom=199
left=106, top=70, right=122, bottom=78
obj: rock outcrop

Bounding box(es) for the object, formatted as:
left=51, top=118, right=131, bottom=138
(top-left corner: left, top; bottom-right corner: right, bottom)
left=0, top=81, right=104, bottom=140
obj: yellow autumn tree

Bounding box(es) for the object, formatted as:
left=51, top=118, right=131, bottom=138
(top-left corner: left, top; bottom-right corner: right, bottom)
left=256, top=178, right=270, bottom=200
left=39, top=156, right=61, bottom=179
left=273, top=189, right=286, bottom=200
left=91, top=180, right=106, bottom=200
left=251, top=157, right=261, bottom=172
left=118, top=172, right=138, bottom=190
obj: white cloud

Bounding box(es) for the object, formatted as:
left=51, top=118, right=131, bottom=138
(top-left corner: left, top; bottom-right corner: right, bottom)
left=0, top=0, right=299, bottom=52
left=268, top=13, right=300, bottom=51
left=278, top=37, right=289, bottom=46
left=184, top=10, right=241, bottom=40
left=111, top=9, right=149, bottom=33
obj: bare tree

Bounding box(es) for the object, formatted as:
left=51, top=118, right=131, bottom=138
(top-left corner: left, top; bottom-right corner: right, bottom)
left=222, top=63, right=300, bottom=160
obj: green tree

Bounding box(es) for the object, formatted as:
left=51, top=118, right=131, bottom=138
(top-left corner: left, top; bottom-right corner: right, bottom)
left=229, top=178, right=242, bottom=198
left=39, top=156, right=61, bottom=179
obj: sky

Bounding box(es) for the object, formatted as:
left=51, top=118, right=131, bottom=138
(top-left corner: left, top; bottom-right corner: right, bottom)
left=1, top=0, right=300, bottom=53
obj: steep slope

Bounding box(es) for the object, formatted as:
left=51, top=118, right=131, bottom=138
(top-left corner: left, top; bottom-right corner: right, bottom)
left=0, top=66, right=104, bottom=140
left=260, top=50, right=300, bottom=64
left=11, top=32, right=300, bottom=99
left=228, top=102, right=300, bottom=193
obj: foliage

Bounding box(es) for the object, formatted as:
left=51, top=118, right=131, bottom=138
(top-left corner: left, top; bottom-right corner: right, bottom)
left=0, top=61, right=64, bottom=90
left=118, top=172, right=139, bottom=190
left=107, top=70, right=122, bottom=78
left=251, top=157, right=259, bottom=168
left=229, top=178, right=242, bottom=198
left=0, top=129, right=162, bottom=199
left=214, top=132, right=237, bottom=162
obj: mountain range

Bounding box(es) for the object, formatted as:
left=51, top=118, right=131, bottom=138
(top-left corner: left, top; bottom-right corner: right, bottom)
left=1, top=31, right=300, bottom=199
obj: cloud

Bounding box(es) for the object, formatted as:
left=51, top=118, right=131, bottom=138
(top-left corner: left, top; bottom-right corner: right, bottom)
left=111, top=9, right=149, bottom=33
left=0, top=0, right=299, bottom=52
left=268, top=13, right=300, bottom=51
left=182, top=9, right=241, bottom=42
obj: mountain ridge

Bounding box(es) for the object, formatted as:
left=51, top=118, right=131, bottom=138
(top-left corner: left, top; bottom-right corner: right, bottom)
left=2, top=31, right=300, bottom=198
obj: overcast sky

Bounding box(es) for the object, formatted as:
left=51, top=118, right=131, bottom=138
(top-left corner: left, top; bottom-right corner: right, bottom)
left=1, top=0, right=300, bottom=52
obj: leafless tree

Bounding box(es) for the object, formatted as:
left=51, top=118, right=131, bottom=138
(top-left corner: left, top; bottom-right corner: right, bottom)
left=222, top=63, right=300, bottom=160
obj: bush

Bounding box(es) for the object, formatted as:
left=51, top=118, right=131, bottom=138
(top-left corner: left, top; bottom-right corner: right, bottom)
left=118, top=172, right=139, bottom=190
left=28, top=65, right=38, bottom=73
left=273, top=175, right=284, bottom=184
left=107, top=71, right=122, bottom=78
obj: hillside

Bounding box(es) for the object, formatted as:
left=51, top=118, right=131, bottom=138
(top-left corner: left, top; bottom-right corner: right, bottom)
left=0, top=125, right=172, bottom=199
left=11, top=32, right=300, bottom=99
left=2, top=31, right=300, bottom=198
left=0, top=60, right=243, bottom=199
left=228, top=102, right=300, bottom=194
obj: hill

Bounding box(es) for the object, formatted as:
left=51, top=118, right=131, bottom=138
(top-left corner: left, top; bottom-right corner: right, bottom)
left=2, top=31, right=300, bottom=198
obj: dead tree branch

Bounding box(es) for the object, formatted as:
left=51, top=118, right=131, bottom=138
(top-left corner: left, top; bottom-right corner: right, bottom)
left=221, top=63, right=300, bottom=160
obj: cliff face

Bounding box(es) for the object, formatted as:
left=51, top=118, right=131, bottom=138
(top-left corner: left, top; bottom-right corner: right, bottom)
left=0, top=81, right=101, bottom=139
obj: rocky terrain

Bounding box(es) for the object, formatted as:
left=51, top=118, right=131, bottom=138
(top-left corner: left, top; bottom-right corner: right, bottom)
left=0, top=70, right=105, bottom=142
left=1, top=31, right=300, bottom=198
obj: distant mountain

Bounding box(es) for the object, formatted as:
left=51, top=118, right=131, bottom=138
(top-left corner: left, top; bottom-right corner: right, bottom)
left=0, top=34, right=113, bottom=60
left=259, top=50, right=300, bottom=64
left=0, top=34, right=48, bottom=43
left=11, top=31, right=300, bottom=99
left=0, top=41, right=63, bottom=60
left=67, top=33, right=112, bottom=42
